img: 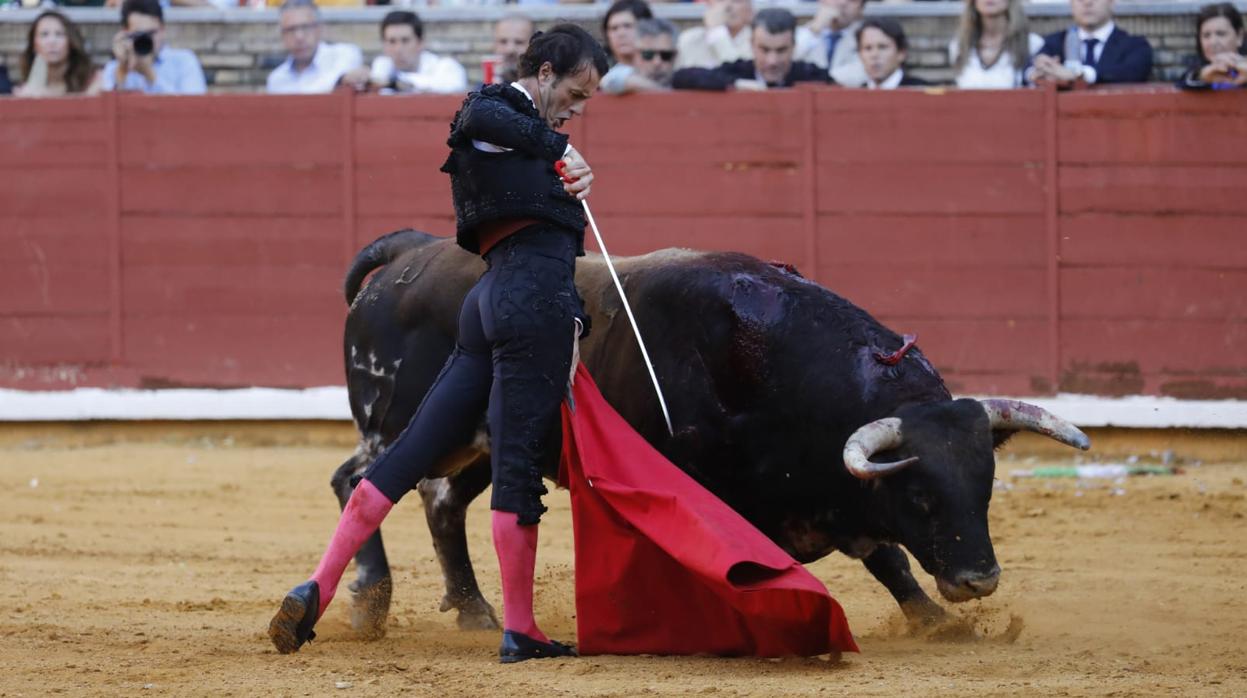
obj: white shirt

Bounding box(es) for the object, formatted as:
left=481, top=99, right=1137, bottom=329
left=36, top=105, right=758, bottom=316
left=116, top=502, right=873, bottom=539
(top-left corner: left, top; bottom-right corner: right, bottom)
left=949, top=34, right=1044, bottom=89
left=866, top=69, right=904, bottom=90
left=370, top=50, right=468, bottom=95
left=795, top=20, right=868, bottom=87
left=267, top=42, right=363, bottom=94
left=675, top=25, right=752, bottom=70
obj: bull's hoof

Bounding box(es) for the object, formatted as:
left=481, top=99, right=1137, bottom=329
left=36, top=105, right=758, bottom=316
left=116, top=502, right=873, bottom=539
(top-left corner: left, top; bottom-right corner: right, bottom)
left=348, top=576, right=392, bottom=640
left=438, top=594, right=500, bottom=631
left=900, top=598, right=947, bottom=627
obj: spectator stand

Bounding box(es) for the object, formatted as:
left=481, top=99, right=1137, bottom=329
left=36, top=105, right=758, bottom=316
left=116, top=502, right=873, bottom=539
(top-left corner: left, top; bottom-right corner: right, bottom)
left=0, top=3, right=1230, bottom=90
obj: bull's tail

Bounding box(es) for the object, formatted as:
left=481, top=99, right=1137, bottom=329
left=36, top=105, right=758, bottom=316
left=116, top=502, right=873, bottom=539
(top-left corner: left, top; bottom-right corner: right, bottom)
left=343, top=229, right=439, bottom=305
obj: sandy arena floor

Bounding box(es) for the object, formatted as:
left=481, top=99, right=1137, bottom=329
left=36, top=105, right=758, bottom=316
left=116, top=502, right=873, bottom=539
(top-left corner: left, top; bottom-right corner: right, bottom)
left=2, top=434, right=1245, bottom=697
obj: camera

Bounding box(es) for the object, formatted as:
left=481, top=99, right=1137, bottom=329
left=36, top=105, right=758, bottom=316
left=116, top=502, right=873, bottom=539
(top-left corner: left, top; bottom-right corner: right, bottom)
left=129, top=30, right=155, bottom=57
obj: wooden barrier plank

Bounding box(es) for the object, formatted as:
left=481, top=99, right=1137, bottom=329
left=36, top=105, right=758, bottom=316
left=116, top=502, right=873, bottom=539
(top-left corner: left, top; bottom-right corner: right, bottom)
left=0, top=315, right=111, bottom=364
left=816, top=88, right=1039, bottom=114
left=355, top=215, right=455, bottom=242
left=122, top=265, right=341, bottom=315
left=353, top=94, right=462, bottom=119
left=354, top=163, right=455, bottom=215
left=824, top=266, right=1048, bottom=320
left=0, top=263, right=111, bottom=315
left=0, top=167, right=109, bottom=217
left=589, top=163, right=803, bottom=215
left=1058, top=89, right=1247, bottom=118
left=122, top=314, right=343, bottom=387
left=875, top=317, right=1050, bottom=376
left=121, top=215, right=345, bottom=267
left=586, top=118, right=805, bottom=160
left=582, top=215, right=806, bottom=261
left=119, top=165, right=343, bottom=216
left=353, top=117, right=450, bottom=165
left=1061, top=319, right=1247, bottom=374
left=815, top=110, right=1042, bottom=164
left=1061, top=268, right=1247, bottom=320
left=116, top=93, right=340, bottom=118
left=816, top=214, right=1046, bottom=266
left=1059, top=214, right=1247, bottom=268
left=0, top=97, right=105, bottom=121
left=0, top=121, right=109, bottom=166
left=818, top=163, right=1045, bottom=215
left=119, top=115, right=342, bottom=166
left=1059, top=164, right=1247, bottom=214
left=0, top=216, right=111, bottom=264
left=1059, top=115, right=1247, bottom=164
left=938, top=372, right=1049, bottom=397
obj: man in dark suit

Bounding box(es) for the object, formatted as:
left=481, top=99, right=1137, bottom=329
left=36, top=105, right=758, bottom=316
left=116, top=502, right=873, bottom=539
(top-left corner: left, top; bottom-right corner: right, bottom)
left=1030, top=0, right=1153, bottom=86
left=857, top=17, right=929, bottom=89
left=673, top=8, right=828, bottom=91
left=0, top=66, right=12, bottom=96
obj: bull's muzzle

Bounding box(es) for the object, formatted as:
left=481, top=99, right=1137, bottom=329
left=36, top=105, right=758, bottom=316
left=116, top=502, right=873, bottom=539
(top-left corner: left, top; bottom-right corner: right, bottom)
left=936, top=565, right=1002, bottom=603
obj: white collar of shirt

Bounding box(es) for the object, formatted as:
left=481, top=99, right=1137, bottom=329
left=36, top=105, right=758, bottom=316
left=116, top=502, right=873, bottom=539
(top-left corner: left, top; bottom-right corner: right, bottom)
left=1078, top=21, right=1115, bottom=44
left=869, top=68, right=903, bottom=89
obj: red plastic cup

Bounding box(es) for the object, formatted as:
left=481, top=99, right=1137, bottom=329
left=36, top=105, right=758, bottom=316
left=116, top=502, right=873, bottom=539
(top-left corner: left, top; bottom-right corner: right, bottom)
left=482, top=56, right=500, bottom=85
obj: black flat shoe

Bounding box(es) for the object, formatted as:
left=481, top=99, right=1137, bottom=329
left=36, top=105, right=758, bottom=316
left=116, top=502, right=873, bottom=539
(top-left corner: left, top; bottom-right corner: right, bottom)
left=499, top=630, right=577, bottom=664
left=268, top=580, right=320, bottom=654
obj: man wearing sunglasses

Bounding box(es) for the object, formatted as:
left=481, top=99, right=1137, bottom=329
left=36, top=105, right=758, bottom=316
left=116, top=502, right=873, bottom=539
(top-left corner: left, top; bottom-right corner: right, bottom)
left=601, top=17, right=679, bottom=94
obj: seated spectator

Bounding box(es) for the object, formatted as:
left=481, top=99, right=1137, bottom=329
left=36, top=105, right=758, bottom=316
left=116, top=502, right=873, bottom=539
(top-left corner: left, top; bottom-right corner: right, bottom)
left=673, top=8, right=827, bottom=91
left=101, top=0, right=205, bottom=95
left=795, top=0, right=869, bottom=87
left=267, top=0, right=363, bottom=94
left=636, top=19, right=680, bottom=89
left=600, top=0, right=654, bottom=94
left=676, top=0, right=754, bottom=70
left=949, top=0, right=1042, bottom=88
left=603, top=0, right=653, bottom=68
left=604, top=16, right=680, bottom=94
left=1177, top=2, right=1247, bottom=90
left=489, top=13, right=534, bottom=85
left=1030, top=0, right=1153, bottom=87
left=14, top=11, right=102, bottom=97
left=857, top=18, right=929, bottom=89
left=340, top=11, right=467, bottom=94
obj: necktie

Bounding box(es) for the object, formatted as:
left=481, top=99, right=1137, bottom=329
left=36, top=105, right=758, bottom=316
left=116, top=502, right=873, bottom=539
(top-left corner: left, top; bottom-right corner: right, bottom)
left=827, top=31, right=842, bottom=66
left=1082, top=38, right=1100, bottom=68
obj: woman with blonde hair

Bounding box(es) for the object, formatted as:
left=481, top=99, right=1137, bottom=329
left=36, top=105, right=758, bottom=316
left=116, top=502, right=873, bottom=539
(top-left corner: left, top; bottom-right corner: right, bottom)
left=15, top=10, right=102, bottom=97
left=948, top=0, right=1042, bottom=89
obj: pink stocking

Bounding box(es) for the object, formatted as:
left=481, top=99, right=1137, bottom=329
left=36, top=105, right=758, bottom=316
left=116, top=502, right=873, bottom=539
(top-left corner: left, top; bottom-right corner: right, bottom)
left=491, top=510, right=548, bottom=643
left=308, top=479, right=394, bottom=619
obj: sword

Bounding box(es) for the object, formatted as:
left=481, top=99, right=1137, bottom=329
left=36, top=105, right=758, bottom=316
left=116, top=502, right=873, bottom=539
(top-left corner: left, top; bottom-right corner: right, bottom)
left=557, top=160, right=674, bottom=436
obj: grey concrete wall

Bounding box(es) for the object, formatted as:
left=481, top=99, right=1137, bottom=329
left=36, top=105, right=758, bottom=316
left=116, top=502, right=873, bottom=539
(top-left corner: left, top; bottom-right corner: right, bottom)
left=0, top=2, right=1236, bottom=91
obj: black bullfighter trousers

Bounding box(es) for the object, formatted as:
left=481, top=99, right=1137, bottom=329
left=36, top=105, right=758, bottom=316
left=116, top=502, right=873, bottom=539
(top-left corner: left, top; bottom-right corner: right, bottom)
left=362, top=225, right=587, bottom=525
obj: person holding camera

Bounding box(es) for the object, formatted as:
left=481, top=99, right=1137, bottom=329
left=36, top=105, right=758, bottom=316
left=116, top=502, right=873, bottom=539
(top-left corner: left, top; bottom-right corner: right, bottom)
left=102, top=0, right=205, bottom=94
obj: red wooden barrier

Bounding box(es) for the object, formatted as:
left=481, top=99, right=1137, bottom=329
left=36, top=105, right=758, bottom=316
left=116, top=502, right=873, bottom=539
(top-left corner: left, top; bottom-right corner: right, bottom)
left=1, top=87, right=1244, bottom=398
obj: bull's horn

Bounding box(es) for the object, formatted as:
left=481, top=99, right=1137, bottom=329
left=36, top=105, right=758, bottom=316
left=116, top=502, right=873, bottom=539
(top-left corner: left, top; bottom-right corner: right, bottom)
left=842, top=417, right=920, bottom=480
left=979, top=399, right=1091, bottom=451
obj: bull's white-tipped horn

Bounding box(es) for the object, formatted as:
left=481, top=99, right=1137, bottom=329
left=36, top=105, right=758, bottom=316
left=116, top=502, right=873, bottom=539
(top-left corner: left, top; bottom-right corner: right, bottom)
left=842, top=417, right=920, bottom=480
left=979, top=399, right=1091, bottom=451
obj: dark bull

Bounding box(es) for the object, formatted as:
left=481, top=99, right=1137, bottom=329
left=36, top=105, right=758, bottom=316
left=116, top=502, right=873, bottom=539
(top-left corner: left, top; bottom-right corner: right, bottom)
left=330, top=230, right=1089, bottom=637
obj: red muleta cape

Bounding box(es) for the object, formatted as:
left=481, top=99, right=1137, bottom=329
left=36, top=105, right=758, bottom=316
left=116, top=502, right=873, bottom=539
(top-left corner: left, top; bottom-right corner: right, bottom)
left=558, top=365, right=859, bottom=657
